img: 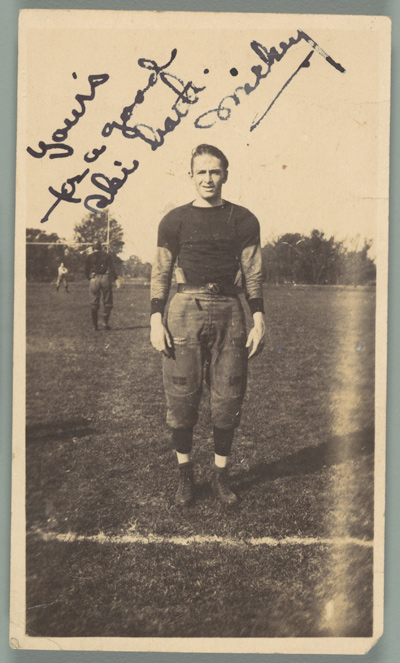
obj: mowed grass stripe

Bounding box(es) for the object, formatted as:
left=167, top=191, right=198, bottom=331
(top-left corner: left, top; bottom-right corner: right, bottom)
left=29, top=528, right=373, bottom=548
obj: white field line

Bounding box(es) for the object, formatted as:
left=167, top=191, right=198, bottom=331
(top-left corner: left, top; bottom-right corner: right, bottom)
left=29, top=528, right=373, bottom=549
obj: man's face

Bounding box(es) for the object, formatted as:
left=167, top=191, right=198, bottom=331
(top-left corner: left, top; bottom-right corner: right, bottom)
left=191, top=154, right=228, bottom=202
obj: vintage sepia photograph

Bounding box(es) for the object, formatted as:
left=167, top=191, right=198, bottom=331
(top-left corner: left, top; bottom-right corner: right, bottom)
left=11, top=9, right=390, bottom=654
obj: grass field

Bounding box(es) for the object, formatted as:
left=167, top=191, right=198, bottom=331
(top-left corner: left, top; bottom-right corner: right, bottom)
left=25, top=281, right=375, bottom=638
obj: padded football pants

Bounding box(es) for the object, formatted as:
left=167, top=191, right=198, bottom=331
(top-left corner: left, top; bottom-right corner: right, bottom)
left=89, top=274, right=113, bottom=313
left=163, top=293, right=248, bottom=431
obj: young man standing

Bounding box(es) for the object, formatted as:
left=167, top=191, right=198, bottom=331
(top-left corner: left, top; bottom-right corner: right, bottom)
left=85, top=241, right=118, bottom=331
left=56, top=261, right=69, bottom=292
left=150, top=144, right=265, bottom=505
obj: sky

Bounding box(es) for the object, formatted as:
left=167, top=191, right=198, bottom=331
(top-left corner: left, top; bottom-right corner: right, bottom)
left=18, top=11, right=390, bottom=263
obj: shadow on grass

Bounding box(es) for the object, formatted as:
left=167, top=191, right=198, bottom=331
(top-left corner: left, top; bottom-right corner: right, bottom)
left=234, top=425, right=374, bottom=490
left=26, top=417, right=96, bottom=444
left=110, top=325, right=150, bottom=332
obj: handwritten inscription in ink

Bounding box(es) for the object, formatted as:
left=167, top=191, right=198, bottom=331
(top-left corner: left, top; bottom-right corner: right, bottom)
left=27, top=73, right=109, bottom=161
left=194, top=30, right=345, bottom=131
left=27, top=31, right=345, bottom=223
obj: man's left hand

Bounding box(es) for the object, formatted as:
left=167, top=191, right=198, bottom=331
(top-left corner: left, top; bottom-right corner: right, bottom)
left=246, top=312, right=265, bottom=359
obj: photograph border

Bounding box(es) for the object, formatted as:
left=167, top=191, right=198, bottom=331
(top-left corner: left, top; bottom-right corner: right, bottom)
left=2, top=0, right=399, bottom=661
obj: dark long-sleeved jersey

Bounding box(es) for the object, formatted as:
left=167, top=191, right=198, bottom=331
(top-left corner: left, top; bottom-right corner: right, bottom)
left=151, top=201, right=264, bottom=316
left=85, top=250, right=117, bottom=280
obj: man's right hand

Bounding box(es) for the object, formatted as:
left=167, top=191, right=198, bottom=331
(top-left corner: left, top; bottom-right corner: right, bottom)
left=150, top=313, right=173, bottom=355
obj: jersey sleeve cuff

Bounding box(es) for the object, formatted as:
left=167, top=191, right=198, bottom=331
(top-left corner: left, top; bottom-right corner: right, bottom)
left=248, top=297, right=264, bottom=315
left=151, top=298, right=167, bottom=316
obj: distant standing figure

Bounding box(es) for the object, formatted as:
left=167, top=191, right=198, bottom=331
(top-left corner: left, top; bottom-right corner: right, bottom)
left=56, top=262, right=69, bottom=292
left=85, top=241, right=118, bottom=331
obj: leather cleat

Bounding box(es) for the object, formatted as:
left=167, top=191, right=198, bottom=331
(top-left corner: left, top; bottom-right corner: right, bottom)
left=211, top=466, right=238, bottom=505
left=175, top=462, right=195, bottom=505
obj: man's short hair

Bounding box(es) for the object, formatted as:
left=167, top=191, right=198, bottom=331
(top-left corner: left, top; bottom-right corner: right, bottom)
left=191, top=144, right=229, bottom=173
left=93, top=240, right=102, bottom=251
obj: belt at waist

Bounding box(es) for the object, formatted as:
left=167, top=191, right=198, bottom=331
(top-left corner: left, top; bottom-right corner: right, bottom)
left=177, top=283, right=242, bottom=296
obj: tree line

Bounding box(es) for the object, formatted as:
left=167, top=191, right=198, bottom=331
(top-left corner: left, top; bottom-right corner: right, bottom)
left=26, top=214, right=375, bottom=286
left=262, top=230, right=375, bottom=286
left=26, top=212, right=151, bottom=282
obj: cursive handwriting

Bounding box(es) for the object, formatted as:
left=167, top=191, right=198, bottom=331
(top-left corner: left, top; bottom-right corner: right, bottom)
left=194, top=30, right=345, bottom=130
left=84, top=159, right=140, bottom=213
left=102, top=50, right=179, bottom=137
left=35, top=32, right=346, bottom=225
left=27, top=73, right=109, bottom=160
left=41, top=167, right=90, bottom=223
left=27, top=141, right=74, bottom=160
left=114, top=81, right=205, bottom=151
left=40, top=50, right=206, bottom=223
left=251, top=50, right=314, bottom=131
left=84, top=145, right=107, bottom=163
left=101, top=51, right=205, bottom=149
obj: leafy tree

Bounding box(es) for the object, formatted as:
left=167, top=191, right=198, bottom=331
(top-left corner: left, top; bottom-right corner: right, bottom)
left=261, top=242, right=279, bottom=283
left=301, top=230, right=341, bottom=285
left=123, top=255, right=152, bottom=280
left=26, top=229, right=64, bottom=281
left=274, top=233, right=306, bottom=283
left=338, top=241, right=376, bottom=285
left=261, top=230, right=375, bottom=286
left=73, top=211, right=124, bottom=255
left=62, top=244, right=87, bottom=277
